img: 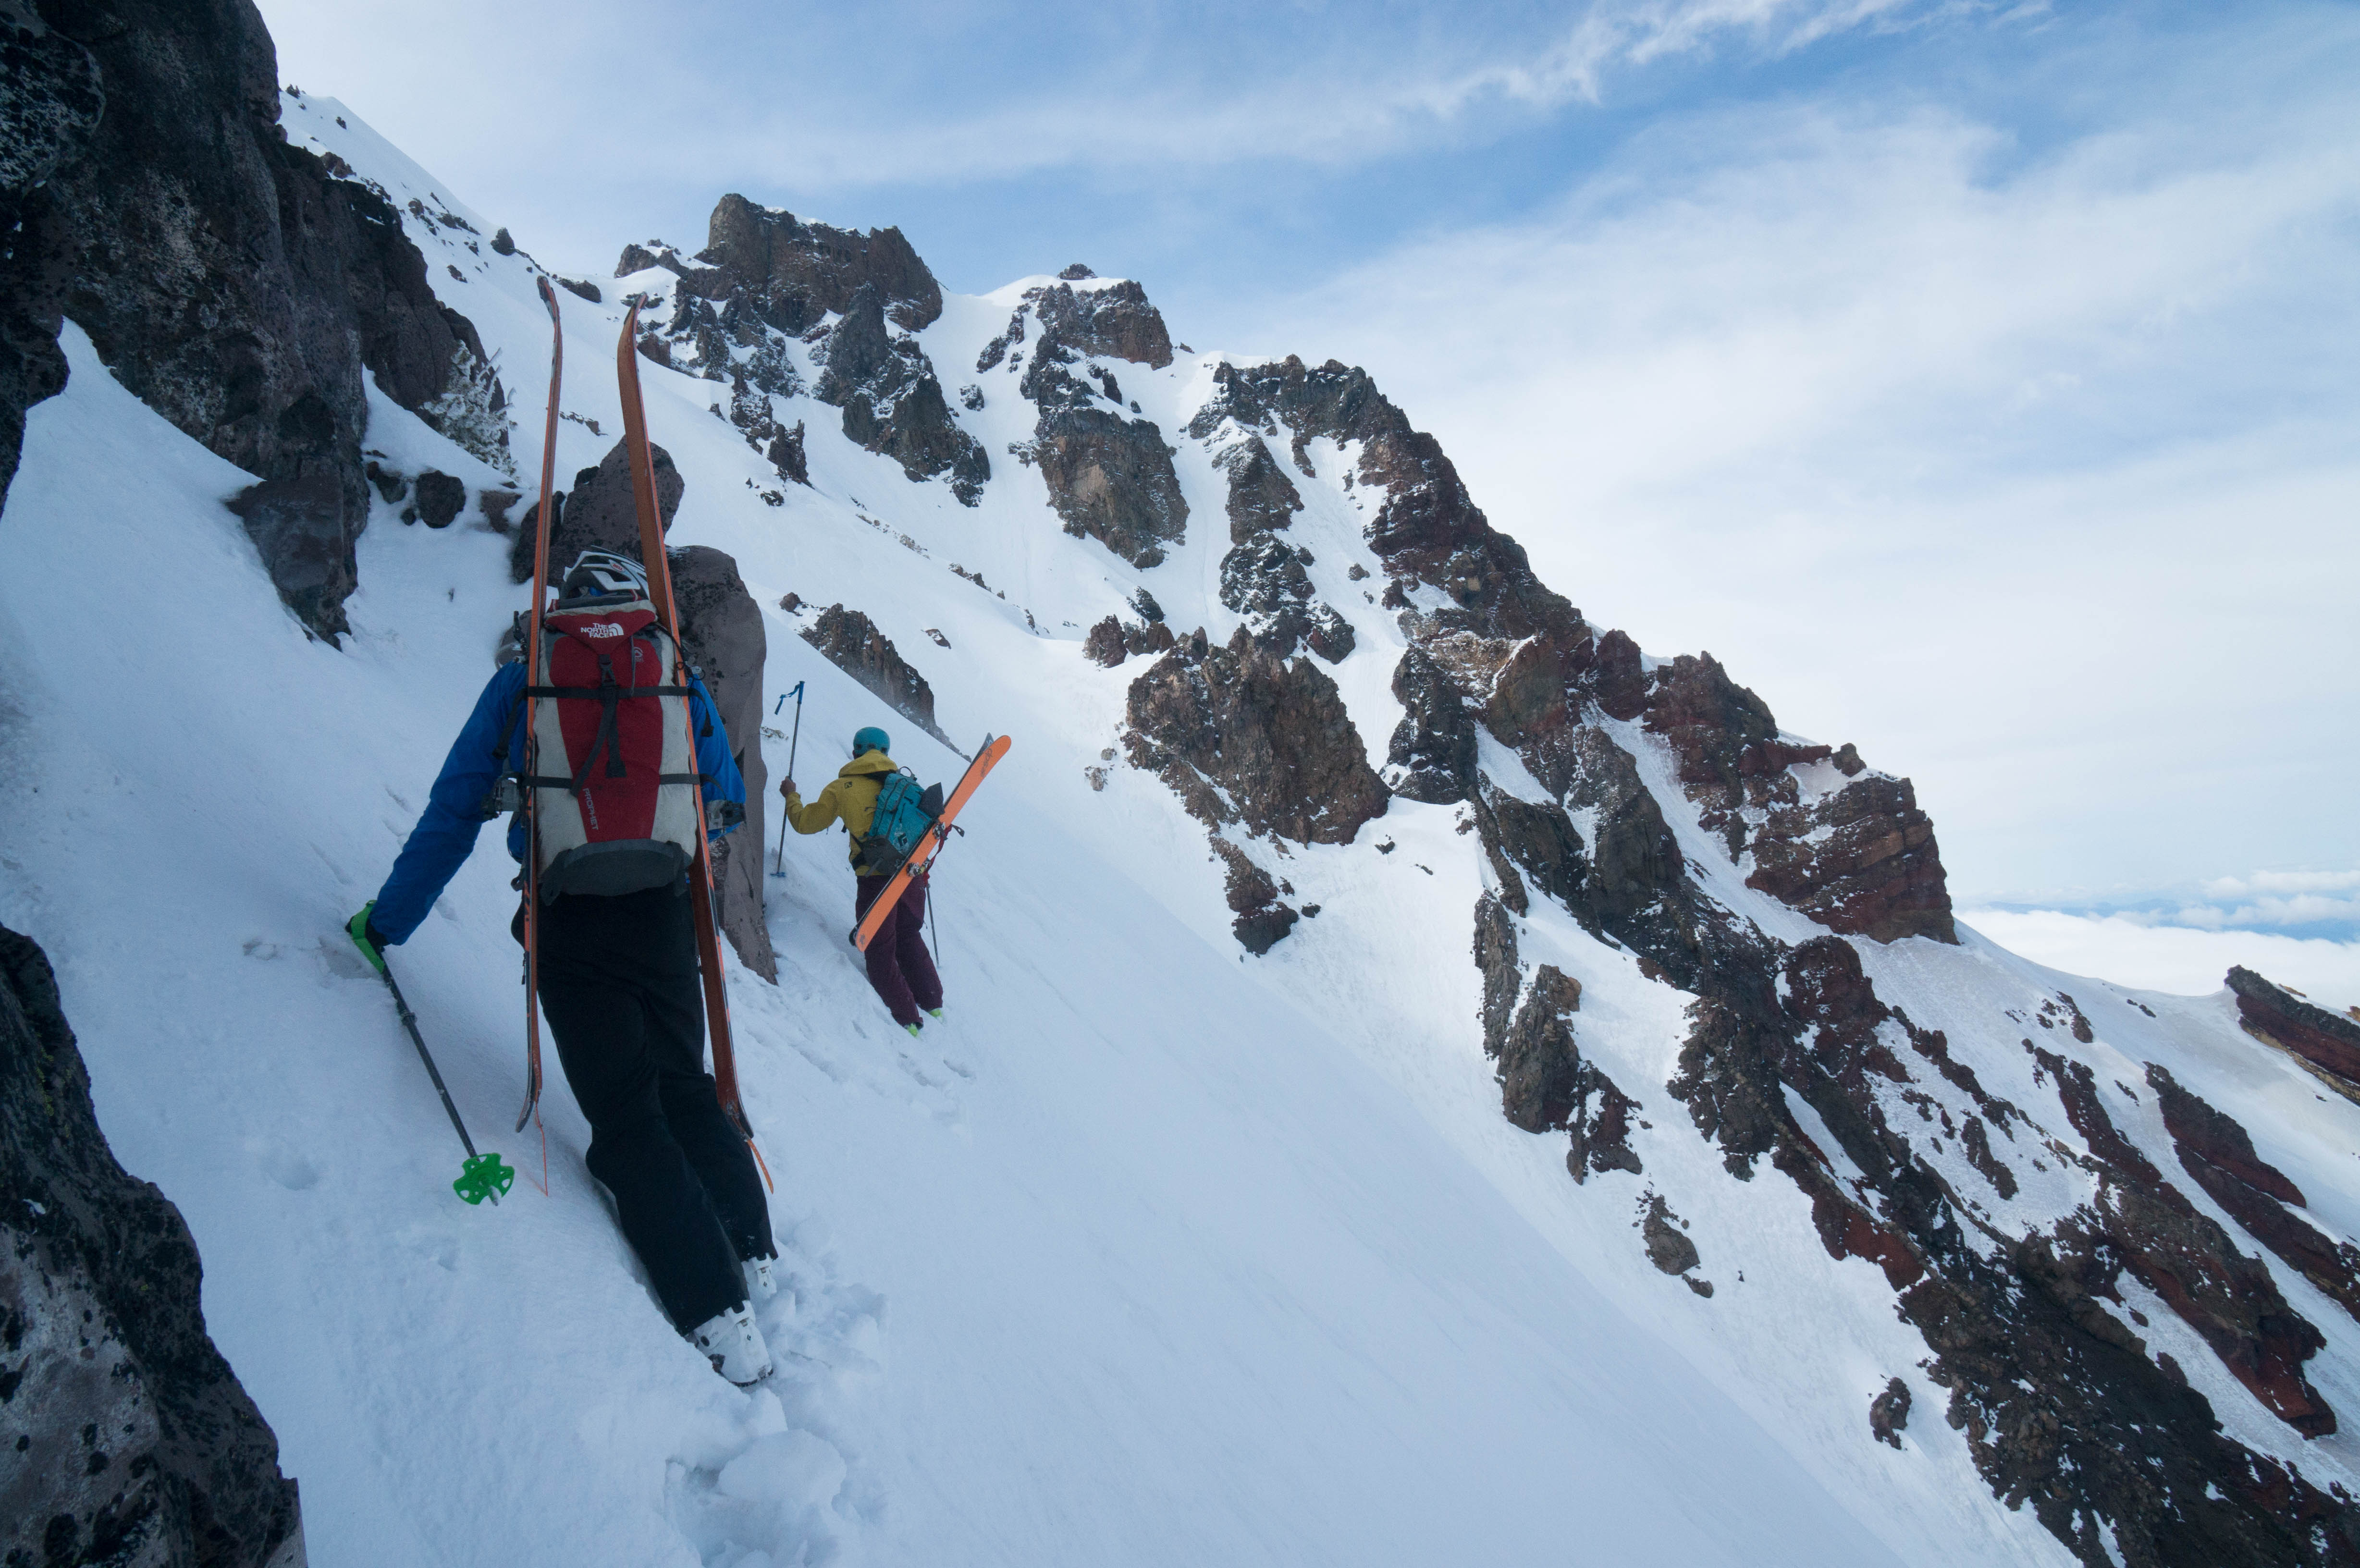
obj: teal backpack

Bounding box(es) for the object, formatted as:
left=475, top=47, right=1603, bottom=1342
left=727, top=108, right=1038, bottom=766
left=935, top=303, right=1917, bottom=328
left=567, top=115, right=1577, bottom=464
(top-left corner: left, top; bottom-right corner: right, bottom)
left=858, top=770, right=945, bottom=876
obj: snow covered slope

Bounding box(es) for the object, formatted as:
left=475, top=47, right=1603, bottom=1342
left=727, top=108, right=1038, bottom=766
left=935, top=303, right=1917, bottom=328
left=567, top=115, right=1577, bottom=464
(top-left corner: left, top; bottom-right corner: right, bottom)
left=5, top=91, right=2358, bottom=1568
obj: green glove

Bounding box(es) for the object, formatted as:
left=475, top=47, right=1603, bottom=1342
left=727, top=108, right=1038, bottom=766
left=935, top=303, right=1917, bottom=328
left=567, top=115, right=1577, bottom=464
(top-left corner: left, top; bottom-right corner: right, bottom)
left=347, top=902, right=389, bottom=975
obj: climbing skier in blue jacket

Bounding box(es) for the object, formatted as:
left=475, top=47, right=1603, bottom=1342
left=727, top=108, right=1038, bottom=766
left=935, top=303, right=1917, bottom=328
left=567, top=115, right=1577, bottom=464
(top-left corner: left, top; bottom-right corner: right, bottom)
left=346, top=551, right=776, bottom=1385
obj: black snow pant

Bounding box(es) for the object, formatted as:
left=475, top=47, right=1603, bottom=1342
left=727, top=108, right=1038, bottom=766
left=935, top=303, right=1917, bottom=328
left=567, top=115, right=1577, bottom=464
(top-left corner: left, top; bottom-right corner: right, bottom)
left=854, top=873, right=942, bottom=1029
left=536, top=883, right=773, bottom=1333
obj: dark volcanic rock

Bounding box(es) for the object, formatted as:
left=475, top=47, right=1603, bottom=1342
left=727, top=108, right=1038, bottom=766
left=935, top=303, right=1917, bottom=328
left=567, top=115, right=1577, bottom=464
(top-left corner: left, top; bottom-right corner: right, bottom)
left=412, top=468, right=465, bottom=528
left=1033, top=402, right=1188, bottom=567
left=799, top=603, right=952, bottom=748
left=1383, top=646, right=1478, bottom=804
left=1642, top=1195, right=1701, bottom=1275
left=507, top=437, right=682, bottom=583
left=683, top=193, right=943, bottom=332
left=1214, top=436, right=1303, bottom=543
left=813, top=283, right=987, bottom=504
left=1497, top=964, right=1585, bottom=1133
left=1021, top=280, right=1174, bottom=369
left=0, top=922, right=305, bottom=1568
left=1122, top=626, right=1386, bottom=846
left=1186, top=355, right=1581, bottom=647
left=0, top=0, right=493, bottom=640
left=2229, top=967, right=2360, bottom=1094
left=1211, top=836, right=1298, bottom=955
left=671, top=545, right=776, bottom=980
left=1870, top=1378, right=1912, bottom=1448
left=1083, top=615, right=1128, bottom=668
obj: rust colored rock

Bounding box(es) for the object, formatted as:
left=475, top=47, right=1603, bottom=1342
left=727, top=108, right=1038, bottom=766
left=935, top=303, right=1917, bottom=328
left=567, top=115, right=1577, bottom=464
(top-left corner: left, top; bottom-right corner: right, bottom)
left=1747, top=773, right=1959, bottom=945
left=2148, top=1064, right=2360, bottom=1326
left=2230, top=967, right=2360, bottom=1092
left=799, top=604, right=952, bottom=748
left=2034, top=1046, right=2336, bottom=1437
left=686, top=193, right=943, bottom=331
left=1121, top=627, right=1387, bottom=847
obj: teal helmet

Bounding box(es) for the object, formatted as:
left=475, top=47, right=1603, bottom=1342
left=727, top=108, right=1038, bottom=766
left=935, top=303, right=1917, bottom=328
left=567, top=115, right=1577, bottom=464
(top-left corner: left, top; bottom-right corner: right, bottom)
left=853, top=726, right=890, bottom=756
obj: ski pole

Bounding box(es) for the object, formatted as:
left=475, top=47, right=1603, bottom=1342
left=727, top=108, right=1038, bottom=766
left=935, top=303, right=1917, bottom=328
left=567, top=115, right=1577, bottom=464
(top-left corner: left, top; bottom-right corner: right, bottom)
left=378, top=957, right=514, bottom=1206
left=772, top=682, right=804, bottom=877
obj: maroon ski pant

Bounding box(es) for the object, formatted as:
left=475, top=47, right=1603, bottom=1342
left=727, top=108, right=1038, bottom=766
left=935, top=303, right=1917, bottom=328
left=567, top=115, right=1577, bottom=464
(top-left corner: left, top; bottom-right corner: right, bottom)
left=855, top=873, right=942, bottom=1029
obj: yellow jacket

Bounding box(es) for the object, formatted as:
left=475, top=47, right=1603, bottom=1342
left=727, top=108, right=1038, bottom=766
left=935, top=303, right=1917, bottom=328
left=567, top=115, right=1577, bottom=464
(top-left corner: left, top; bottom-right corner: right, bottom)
left=782, top=749, right=901, bottom=874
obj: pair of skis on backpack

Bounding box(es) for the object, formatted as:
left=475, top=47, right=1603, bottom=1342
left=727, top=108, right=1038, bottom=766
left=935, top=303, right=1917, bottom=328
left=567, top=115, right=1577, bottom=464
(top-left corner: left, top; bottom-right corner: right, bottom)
left=368, top=278, right=1012, bottom=1206
left=848, top=735, right=1012, bottom=952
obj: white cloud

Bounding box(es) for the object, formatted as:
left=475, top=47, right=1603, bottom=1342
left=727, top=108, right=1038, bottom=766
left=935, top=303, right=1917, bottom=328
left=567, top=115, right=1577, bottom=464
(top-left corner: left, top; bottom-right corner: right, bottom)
left=1962, top=908, right=2360, bottom=1010
left=1235, top=12, right=2360, bottom=906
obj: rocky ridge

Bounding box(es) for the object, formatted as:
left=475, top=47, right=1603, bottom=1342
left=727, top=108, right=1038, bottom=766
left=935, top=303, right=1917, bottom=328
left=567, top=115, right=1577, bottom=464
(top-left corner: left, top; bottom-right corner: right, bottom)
left=0, top=1, right=501, bottom=641
left=1067, top=325, right=2360, bottom=1560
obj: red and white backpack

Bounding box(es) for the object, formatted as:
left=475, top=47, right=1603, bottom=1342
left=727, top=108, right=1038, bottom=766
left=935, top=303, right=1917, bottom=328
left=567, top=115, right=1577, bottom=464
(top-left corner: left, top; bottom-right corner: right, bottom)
left=523, top=595, right=704, bottom=897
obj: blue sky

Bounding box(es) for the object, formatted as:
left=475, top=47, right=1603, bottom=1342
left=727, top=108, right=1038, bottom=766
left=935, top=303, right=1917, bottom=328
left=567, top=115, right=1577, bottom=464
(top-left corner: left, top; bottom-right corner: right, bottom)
left=261, top=0, right=2360, bottom=979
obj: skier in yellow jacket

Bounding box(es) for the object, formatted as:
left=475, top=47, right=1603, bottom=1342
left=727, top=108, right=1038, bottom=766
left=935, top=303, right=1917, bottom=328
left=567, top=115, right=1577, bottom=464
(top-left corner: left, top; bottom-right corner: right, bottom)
left=781, top=726, right=944, bottom=1033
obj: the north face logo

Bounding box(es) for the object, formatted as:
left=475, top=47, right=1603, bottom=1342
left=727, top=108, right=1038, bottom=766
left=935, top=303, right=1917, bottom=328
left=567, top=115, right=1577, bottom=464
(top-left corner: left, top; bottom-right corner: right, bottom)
left=579, top=622, right=625, bottom=638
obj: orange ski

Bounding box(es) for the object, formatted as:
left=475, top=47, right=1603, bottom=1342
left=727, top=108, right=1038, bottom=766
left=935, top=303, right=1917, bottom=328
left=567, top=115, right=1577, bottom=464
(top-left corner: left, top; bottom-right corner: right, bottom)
left=616, top=301, right=764, bottom=1164
left=516, top=276, right=562, bottom=1162
left=852, top=735, right=1012, bottom=953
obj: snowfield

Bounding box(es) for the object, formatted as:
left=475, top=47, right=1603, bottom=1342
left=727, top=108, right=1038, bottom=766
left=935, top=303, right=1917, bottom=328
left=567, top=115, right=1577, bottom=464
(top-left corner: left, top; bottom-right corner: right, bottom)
left=4, top=93, right=2356, bottom=1567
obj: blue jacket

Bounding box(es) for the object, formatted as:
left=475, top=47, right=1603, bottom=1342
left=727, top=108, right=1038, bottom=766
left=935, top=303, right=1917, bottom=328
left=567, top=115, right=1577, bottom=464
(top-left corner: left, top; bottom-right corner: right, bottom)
left=371, top=659, right=746, bottom=944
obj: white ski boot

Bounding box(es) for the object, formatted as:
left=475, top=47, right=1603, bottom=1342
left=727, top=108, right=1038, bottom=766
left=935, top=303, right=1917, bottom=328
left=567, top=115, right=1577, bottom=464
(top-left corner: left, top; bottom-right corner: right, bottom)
left=689, top=1303, right=774, bottom=1386
left=744, top=1253, right=778, bottom=1304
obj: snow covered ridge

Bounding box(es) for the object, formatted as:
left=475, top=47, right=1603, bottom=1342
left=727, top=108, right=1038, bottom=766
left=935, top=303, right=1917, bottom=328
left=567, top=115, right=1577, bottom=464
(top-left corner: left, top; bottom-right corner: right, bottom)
left=8, top=35, right=2360, bottom=1563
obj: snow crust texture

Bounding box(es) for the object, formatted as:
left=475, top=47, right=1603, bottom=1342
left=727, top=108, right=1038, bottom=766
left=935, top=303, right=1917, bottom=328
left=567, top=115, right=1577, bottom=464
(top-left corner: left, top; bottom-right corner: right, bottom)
left=8, top=61, right=2360, bottom=1568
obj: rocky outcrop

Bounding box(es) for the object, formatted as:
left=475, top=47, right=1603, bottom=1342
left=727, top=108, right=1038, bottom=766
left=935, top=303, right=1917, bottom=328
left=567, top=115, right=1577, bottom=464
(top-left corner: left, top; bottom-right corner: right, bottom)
left=1, top=921, right=305, bottom=1568
left=1634, top=652, right=1956, bottom=944
left=1217, top=533, right=1352, bottom=662
left=1746, top=772, right=1955, bottom=944
left=0, top=9, right=492, bottom=640
left=677, top=194, right=942, bottom=333
left=812, top=282, right=986, bottom=504
left=1210, top=836, right=1298, bottom=955
left=799, top=604, right=951, bottom=748
left=1081, top=614, right=1176, bottom=669
left=672, top=545, right=776, bottom=980
left=1019, top=280, right=1173, bottom=369
left=2230, top=967, right=2360, bottom=1094
left=1869, top=1378, right=1911, bottom=1448
left=2147, top=1063, right=2360, bottom=1324
left=1488, top=962, right=1643, bottom=1182
left=1122, top=626, right=1386, bottom=848
left=1384, top=647, right=1478, bottom=805
left=1186, top=356, right=1580, bottom=649
left=1018, top=337, right=1187, bottom=566
left=1212, top=436, right=1303, bottom=543
left=506, top=436, right=681, bottom=584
